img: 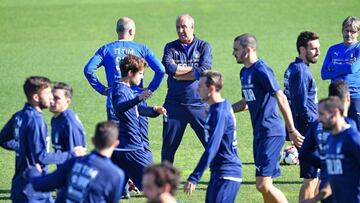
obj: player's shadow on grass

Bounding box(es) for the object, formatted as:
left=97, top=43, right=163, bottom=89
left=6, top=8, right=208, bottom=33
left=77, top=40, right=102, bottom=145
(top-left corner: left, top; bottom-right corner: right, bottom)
left=180, top=180, right=302, bottom=186
left=181, top=181, right=209, bottom=186
left=0, top=189, right=11, bottom=200
left=242, top=162, right=255, bottom=165
left=241, top=181, right=302, bottom=185
left=0, top=189, right=10, bottom=194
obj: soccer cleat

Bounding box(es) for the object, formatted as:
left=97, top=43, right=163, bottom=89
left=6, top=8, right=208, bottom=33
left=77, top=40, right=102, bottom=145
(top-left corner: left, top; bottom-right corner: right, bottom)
left=128, top=179, right=140, bottom=193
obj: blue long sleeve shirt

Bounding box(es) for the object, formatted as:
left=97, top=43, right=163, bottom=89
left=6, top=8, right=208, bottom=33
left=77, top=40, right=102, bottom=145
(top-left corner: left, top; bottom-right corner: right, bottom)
left=111, top=81, right=157, bottom=150
left=321, top=42, right=360, bottom=98
left=51, top=109, right=86, bottom=153
left=326, top=126, right=360, bottom=202
left=284, top=58, right=318, bottom=126
left=137, top=100, right=159, bottom=154
left=84, top=40, right=165, bottom=108
left=162, top=36, right=212, bottom=106
left=299, top=118, right=356, bottom=188
left=30, top=151, right=125, bottom=203
left=188, top=100, right=242, bottom=184
left=0, top=103, right=74, bottom=202
left=240, top=59, right=285, bottom=139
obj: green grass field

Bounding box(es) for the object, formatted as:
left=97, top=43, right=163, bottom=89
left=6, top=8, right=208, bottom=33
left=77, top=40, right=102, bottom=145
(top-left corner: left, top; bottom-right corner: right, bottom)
left=0, top=0, right=359, bottom=202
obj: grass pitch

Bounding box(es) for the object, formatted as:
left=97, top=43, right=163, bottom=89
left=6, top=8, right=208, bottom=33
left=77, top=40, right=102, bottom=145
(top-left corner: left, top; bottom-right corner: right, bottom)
left=0, top=0, right=359, bottom=202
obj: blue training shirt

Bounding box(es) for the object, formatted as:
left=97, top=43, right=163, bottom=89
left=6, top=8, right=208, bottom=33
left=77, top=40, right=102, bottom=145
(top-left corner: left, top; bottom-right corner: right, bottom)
left=188, top=100, right=242, bottom=184
left=299, top=118, right=356, bottom=189
left=321, top=42, right=360, bottom=98
left=240, top=59, right=285, bottom=139
left=162, top=36, right=212, bottom=106
left=51, top=109, right=86, bottom=153
left=30, top=151, right=125, bottom=203
left=326, top=126, right=360, bottom=202
left=0, top=103, right=75, bottom=202
left=284, top=57, right=318, bottom=128
left=111, top=81, right=157, bottom=150
left=84, top=40, right=165, bottom=108
left=137, top=100, right=159, bottom=155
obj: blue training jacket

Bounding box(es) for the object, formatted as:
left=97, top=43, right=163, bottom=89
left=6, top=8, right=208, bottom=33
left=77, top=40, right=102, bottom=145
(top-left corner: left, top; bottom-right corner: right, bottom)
left=0, top=103, right=75, bottom=202
left=30, top=151, right=125, bottom=203
left=188, top=100, right=242, bottom=184
left=321, top=42, right=360, bottom=98
left=162, top=36, right=212, bottom=106
left=84, top=40, right=165, bottom=108
left=284, top=57, right=318, bottom=131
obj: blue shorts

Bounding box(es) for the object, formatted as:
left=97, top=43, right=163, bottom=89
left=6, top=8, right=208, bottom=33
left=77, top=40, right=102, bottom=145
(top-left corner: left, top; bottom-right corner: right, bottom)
left=205, top=177, right=241, bottom=203
left=253, top=136, right=285, bottom=177
left=111, top=149, right=152, bottom=191
left=294, top=115, right=313, bottom=136
left=321, top=195, right=333, bottom=203
left=300, top=159, right=320, bottom=179
left=348, top=97, right=360, bottom=130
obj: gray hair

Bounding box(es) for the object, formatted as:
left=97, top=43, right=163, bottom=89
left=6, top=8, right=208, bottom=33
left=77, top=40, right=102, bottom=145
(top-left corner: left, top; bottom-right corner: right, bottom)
left=342, top=16, right=360, bottom=32
left=176, top=14, right=194, bottom=28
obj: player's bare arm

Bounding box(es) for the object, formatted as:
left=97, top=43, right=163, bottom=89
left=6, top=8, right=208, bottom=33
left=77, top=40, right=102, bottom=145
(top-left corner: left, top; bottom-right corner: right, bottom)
left=173, top=70, right=196, bottom=80
left=232, top=99, right=248, bottom=113
left=275, top=90, right=304, bottom=147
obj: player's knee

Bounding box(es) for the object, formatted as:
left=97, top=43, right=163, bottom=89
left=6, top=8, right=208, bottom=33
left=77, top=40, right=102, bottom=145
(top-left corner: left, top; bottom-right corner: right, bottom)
left=302, top=178, right=318, bottom=187
left=256, top=181, right=271, bottom=193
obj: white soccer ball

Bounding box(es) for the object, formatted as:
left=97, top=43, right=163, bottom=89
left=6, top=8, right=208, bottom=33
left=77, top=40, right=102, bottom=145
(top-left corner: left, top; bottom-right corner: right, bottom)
left=282, top=145, right=299, bottom=165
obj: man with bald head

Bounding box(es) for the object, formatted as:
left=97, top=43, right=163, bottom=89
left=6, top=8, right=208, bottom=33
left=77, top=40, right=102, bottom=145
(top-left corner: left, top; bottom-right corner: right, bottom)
left=161, top=14, right=212, bottom=163
left=84, top=16, right=165, bottom=123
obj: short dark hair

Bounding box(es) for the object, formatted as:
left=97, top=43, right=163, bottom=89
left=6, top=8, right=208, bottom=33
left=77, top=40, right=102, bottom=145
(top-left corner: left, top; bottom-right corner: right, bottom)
left=201, top=70, right=224, bottom=92
left=328, top=80, right=349, bottom=102
left=318, top=96, right=344, bottom=116
left=234, top=33, right=257, bottom=50
left=23, top=76, right=52, bottom=101
left=53, top=82, right=73, bottom=99
left=120, top=55, right=147, bottom=77
left=296, top=31, right=319, bottom=54
left=143, top=161, right=180, bottom=196
left=93, top=121, right=119, bottom=150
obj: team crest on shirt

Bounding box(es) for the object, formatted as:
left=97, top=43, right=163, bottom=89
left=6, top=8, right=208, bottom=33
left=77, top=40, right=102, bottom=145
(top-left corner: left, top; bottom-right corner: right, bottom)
left=173, top=50, right=180, bottom=58
left=336, top=143, right=342, bottom=154
left=246, top=74, right=252, bottom=85
left=193, top=51, right=200, bottom=59
left=54, top=132, right=59, bottom=143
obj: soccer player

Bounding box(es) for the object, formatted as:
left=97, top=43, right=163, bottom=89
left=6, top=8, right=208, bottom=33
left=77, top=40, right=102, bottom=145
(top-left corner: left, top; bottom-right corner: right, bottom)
left=50, top=82, right=86, bottom=159
left=283, top=31, right=320, bottom=201
left=232, top=33, right=303, bottom=203
left=318, top=96, right=360, bottom=202
left=111, top=55, right=166, bottom=190
left=300, top=80, right=355, bottom=203
left=161, top=14, right=212, bottom=163
left=184, top=70, right=242, bottom=203
left=0, top=76, right=86, bottom=202
left=142, top=161, right=180, bottom=203
left=28, top=121, right=125, bottom=203
left=321, top=16, right=360, bottom=130
left=84, top=16, right=165, bottom=123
